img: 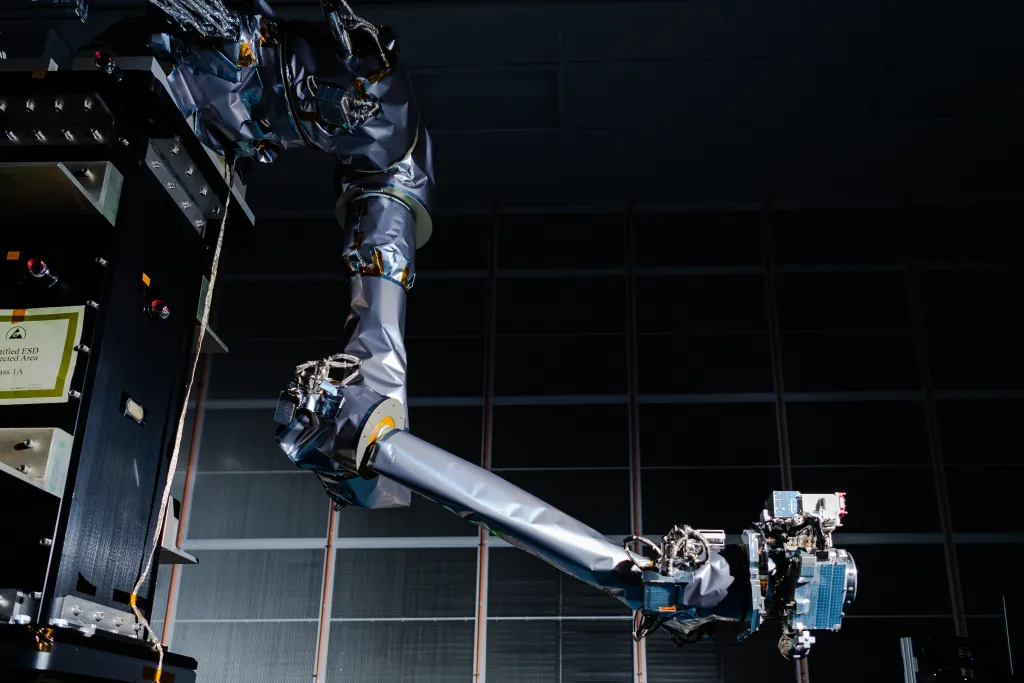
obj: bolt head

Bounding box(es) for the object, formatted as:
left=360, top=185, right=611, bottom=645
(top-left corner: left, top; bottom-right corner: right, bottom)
left=11, top=614, right=32, bottom=625
left=70, top=605, right=81, bottom=616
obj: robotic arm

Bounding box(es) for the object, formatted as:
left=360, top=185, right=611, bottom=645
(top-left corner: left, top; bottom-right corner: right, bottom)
left=141, top=0, right=857, bottom=660
left=274, top=359, right=857, bottom=659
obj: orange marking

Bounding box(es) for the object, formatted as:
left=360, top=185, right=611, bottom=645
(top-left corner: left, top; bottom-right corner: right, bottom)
left=11, top=309, right=26, bottom=324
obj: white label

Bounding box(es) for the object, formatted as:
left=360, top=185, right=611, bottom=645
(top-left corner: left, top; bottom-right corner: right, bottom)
left=0, top=306, right=85, bottom=405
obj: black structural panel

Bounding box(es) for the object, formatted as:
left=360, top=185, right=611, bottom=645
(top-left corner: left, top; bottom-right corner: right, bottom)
left=0, top=64, right=250, bottom=626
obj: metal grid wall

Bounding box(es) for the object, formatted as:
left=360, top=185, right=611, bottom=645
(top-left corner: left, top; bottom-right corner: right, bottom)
left=156, top=207, right=1022, bottom=683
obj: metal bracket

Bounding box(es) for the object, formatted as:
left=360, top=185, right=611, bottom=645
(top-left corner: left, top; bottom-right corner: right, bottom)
left=0, top=428, right=74, bottom=498
left=52, top=596, right=141, bottom=639
left=145, top=139, right=224, bottom=236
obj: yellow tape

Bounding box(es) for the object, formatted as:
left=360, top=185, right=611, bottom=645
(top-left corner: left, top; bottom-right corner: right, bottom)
left=129, top=593, right=138, bottom=607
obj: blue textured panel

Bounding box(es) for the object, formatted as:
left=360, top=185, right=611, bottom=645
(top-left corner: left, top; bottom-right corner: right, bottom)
left=804, top=562, right=846, bottom=630
left=772, top=491, right=801, bottom=517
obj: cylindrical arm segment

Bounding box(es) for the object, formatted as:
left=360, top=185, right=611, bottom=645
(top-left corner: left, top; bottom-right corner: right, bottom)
left=368, top=429, right=646, bottom=610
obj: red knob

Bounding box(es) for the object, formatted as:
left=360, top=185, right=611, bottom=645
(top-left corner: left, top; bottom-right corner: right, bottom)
left=147, top=300, right=170, bottom=320
left=27, top=258, right=49, bottom=278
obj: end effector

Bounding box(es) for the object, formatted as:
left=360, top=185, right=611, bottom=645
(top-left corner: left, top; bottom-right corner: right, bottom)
left=632, top=491, right=856, bottom=660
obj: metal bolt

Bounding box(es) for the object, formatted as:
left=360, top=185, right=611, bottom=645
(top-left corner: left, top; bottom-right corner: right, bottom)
left=95, top=257, right=108, bottom=267
left=181, top=201, right=192, bottom=209
left=69, top=390, right=82, bottom=400
left=32, top=592, right=42, bottom=600
left=86, top=300, right=99, bottom=309
left=6, top=131, right=17, bottom=143
left=17, top=464, right=31, bottom=473
left=75, top=344, right=90, bottom=354
left=185, top=166, right=194, bottom=177
left=212, top=206, right=221, bottom=216
left=11, top=614, right=32, bottom=625
left=167, top=181, right=177, bottom=190
left=33, top=130, right=46, bottom=142
left=0, top=101, right=6, bottom=112
left=199, top=186, right=209, bottom=196
left=170, top=145, right=180, bottom=155
left=151, top=159, right=162, bottom=169
left=92, top=612, right=103, bottom=622
left=90, top=129, right=102, bottom=141
left=54, top=99, right=64, bottom=112
left=25, top=100, right=35, bottom=112
left=113, top=617, right=123, bottom=627
left=119, top=138, right=129, bottom=147
left=63, top=130, right=74, bottom=142
left=195, top=219, right=206, bottom=229
left=21, top=439, right=36, bottom=448
left=70, top=605, right=81, bottom=617
left=133, top=623, right=142, bottom=632
left=84, top=98, right=92, bottom=111
left=40, top=538, right=52, bottom=547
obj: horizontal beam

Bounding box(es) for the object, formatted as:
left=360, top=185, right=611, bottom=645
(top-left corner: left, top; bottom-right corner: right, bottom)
left=194, top=390, right=1024, bottom=412
left=253, top=196, right=1024, bottom=220
left=170, top=614, right=1005, bottom=625
left=220, top=261, right=1024, bottom=284
left=181, top=532, right=1024, bottom=552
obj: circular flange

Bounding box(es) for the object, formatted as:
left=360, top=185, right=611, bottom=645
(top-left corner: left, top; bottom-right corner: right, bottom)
left=355, top=397, right=405, bottom=473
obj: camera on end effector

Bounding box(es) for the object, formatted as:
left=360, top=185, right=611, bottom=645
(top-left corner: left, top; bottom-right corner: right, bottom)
left=628, top=491, right=856, bottom=660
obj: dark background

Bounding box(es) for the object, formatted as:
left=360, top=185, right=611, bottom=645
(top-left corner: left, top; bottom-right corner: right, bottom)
left=7, top=0, right=1022, bottom=681
left=151, top=210, right=1023, bottom=683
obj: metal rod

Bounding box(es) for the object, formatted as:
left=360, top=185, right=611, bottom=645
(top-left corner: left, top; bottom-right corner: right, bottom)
left=162, top=353, right=211, bottom=647
left=760, top=206, right=805, bottom=683
left=1004, top=595, right=1015, bottom=675
left=624, top=199, right=646, bottom=683
left=761, top=205, right=794, bottom=492
left=902, top=218, right=968, bottom=637
left=314, top=505, right=338, bottom=680
left=900, top=636, right=918, bottom=683
left=473, top=201, right=500, bottom=683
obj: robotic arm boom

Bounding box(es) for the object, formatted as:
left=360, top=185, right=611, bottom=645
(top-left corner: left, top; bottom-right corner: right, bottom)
left=141, top=0, right=857, bottom=660
left=275, top=362, right=857, bottom=659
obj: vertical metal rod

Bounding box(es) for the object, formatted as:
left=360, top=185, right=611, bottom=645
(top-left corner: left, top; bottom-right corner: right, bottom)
left=314, top=506, right=339, bottom=680
left=162, top=353, right=211, bottom=647
left=760, top=205, right=806, bottom=683
left=1004, top=595, right=1015, bottom=675
left=624, top=199, right=647, bottom=683
left=902, top=218, right=967, bottom=637
left=474, top=201, right=500, bottom=683
left=761, top=206, right=794, bottom=492
left=900, top=636, right=918, bottom=683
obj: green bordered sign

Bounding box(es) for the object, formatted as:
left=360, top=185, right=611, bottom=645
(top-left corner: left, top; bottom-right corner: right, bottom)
left=0, top=306, right=85, bottom=405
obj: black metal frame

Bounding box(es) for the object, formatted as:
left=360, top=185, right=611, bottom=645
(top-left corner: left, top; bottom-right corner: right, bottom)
left=0, top=64, right=249, bottom=635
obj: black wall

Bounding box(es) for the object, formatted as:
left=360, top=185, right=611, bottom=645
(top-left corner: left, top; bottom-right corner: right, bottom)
left=158, top=206, right=1022, bottom=683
